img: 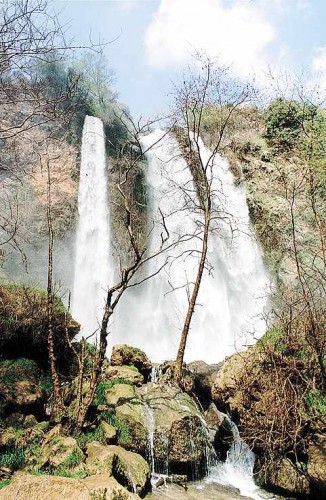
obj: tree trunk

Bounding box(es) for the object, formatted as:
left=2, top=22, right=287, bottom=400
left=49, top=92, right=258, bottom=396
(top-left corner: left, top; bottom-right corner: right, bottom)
left=174, top=211, right=210, bottom=383
left=46, top=158, right=63, bottom=421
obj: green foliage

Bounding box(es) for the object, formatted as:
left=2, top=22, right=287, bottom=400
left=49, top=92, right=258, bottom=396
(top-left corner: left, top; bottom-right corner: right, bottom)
left=101, top=411, right=130, bottom=445
left=304, top=389, right=326, bottom=417
left=259, top=327, right=286, bottom=353
left=0, top=447, right=25, bottom=469
left=0, top=480, right=11, bottom=490
left=0, top=358, right=38, bottom=386
left=264, top=98, right=317, bottom=150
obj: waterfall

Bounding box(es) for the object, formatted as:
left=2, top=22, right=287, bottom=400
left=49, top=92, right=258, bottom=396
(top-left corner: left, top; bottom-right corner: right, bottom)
left=72, top=115, right=111, bottom=339
left=112, top=130, right=270, bottom=363
left=206, top=417, right=265, bottom=500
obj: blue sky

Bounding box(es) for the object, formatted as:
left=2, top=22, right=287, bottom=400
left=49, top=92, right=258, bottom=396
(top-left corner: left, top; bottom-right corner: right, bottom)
left=54, top=0, right=326, bottom=119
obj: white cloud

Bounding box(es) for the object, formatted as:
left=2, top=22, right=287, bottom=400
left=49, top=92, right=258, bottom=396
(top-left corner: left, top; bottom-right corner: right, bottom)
left=309, top=46, right=326, bottom=90
left=144, top=0, right=277, bottom=80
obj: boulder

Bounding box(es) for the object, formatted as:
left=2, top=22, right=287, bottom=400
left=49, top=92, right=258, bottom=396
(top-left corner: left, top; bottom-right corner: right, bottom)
left=85, top=442, right=150, bottom=497
left=0, top=474, right=90, bottom=500
left=138, top=384, right=211, bottom=479
left=0, top=473, right=139, bottom=499
left=83, top=474, right=139, bottom=498
left=115, top=394, right=148, bottom=454
left=0, top=358, right=44, bottom=417
left=0, top=284, right=79, bottom=373
left=187, top=361, right=222, bottom=408
left=39, top=435, right=84, bottom=470
left=103, top=365, right=144, bottom=386
left=258, top=458, right=310, bottom=496
left=204, top=403, right=234, bottom=460
left=105, top=382, right=136, bottom=407
left=111, top=345, right=152, bottom=381
left=100, top=421, right=117, bottom=444
left=308, top=433, right=326, bottom=497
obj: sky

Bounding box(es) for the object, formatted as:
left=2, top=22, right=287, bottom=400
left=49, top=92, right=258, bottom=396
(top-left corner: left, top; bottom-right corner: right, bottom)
left=53, top=0, right=326, bottom=119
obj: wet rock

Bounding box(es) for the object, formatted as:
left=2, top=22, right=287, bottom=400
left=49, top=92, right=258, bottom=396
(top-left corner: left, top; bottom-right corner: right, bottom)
left=111, top=344, right=152, bottom=381
left=204, top=403, right=234, bottom=460
left=139, top=384, right=210, bottom=480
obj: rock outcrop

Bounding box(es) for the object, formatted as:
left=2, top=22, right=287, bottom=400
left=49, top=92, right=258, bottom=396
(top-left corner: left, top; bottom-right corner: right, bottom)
left=111, top=345, right=152, bottom=381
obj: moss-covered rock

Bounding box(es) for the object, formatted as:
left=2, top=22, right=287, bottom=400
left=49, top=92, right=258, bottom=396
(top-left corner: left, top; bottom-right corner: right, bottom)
left=103, top=366, right=144, bottom=386
left=39, top=435, right=84, bottom=472
left=0, top=284, right=79, bottom=372
left=0, top=358, right=44, bottom=417
left=111, top=345, right=152, bottom=381
left=85, top=442, right=150, bottom=497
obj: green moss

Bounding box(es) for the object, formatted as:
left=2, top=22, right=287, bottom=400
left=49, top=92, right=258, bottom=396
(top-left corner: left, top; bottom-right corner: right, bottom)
left=0, top=479, right=11, bottom=490
left=101, top=411, right=130, bottom=445
left=94, top=379, right=133, bottom=406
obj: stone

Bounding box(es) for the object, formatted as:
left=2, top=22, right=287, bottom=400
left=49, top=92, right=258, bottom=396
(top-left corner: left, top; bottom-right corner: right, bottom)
left=0, top=427, right=16, bottom=448
left=115, top=395, right=148, bottom=455
left=111, top=344, right=152, bottom=380
left=308, top=433, right=326, bottom=497
left=138, top=384, right=209, bottom=480
left=0, top=473, right=140, bottom=500
left=100, top=420, right=117, bottom=444
left=187, top=361, right=222, bottom=407
left=39, top=435, right=84, bottom=470
left=103, top=365, right=144, bottom=386
left=85, top=442, right=150, bottom=497
left=260, top=458, right=310, bottom=496
left=105, top=382, right=136, bottom=406
left=0, top=358, right=44, bottom=416
left=0, top=474, right=90, bottom=500
left=83, top=474, right=139, bottom=499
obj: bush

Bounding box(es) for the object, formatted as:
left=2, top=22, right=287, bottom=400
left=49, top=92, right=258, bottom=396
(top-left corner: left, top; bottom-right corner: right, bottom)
left=264, top=98, right=316, bottom=151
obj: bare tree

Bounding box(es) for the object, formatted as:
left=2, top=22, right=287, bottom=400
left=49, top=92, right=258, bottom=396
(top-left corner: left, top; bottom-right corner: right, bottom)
left=171, top=56, right=256, bottom=382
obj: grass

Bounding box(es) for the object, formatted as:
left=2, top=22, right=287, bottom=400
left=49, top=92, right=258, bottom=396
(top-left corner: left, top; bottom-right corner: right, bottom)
left=0, top=447, right=25, bottom=469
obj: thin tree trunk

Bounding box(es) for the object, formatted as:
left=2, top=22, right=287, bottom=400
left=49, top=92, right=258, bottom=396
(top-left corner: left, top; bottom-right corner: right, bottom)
left=46, top=158, right=63, bottom=421
left=175, top=211, right=210, bottom=382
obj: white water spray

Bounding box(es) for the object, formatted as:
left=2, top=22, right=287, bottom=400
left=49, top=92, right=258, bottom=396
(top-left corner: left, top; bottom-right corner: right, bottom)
left=72, top=116, right=111, bottom=339
left=113, top=130, right=270, bottom=363
left=206, top=417, right=266, bottom=500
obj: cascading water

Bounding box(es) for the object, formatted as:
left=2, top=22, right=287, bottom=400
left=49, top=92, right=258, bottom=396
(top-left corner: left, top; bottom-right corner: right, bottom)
left=72, top=115, right=111, bottom=339
left=112, top=130, right=270, bottom=363
left=206, top=417, right=266, bottom=500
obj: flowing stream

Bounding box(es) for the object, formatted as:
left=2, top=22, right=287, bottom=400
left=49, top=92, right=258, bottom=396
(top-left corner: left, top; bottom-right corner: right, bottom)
left=71, top=115, right=111, bottom=339
left=113, top=130, right=270, bottom=363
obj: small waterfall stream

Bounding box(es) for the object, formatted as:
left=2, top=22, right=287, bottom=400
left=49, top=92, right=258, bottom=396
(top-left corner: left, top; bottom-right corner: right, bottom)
left=206, top=417, right=265, bottom=500
left=72, top=115, right=111, bottom=339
